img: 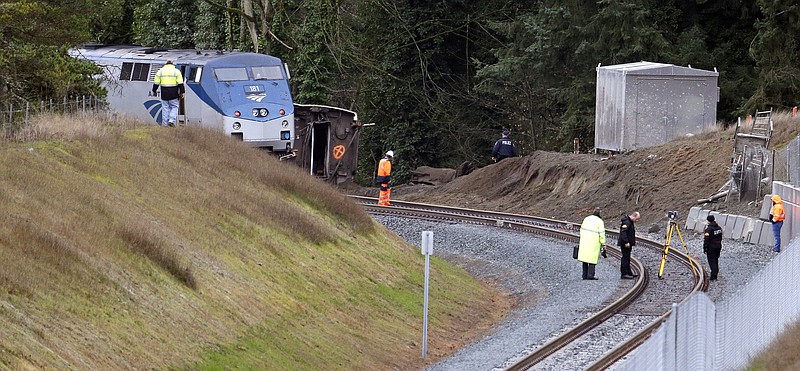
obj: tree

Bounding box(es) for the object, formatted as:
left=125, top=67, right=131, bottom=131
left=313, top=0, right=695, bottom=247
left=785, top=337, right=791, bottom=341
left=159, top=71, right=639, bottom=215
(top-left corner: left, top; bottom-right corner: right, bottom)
left=747, top=1, right=800, bottom=111
left=132, top=0, right=197, bottom=48
left=0, top=0, right=102, bottom=106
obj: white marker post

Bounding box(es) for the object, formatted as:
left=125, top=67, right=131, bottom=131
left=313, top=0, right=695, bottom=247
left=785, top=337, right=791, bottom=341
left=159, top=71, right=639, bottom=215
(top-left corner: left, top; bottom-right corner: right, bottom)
left=421, top=231, right=433, bottom=359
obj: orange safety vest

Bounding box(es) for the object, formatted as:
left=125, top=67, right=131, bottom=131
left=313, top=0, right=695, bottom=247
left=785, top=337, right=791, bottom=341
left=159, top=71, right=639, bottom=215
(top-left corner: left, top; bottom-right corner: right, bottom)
left=771, top=202, right=785, bottom=222
left=378, top=158, right=392, bottom=177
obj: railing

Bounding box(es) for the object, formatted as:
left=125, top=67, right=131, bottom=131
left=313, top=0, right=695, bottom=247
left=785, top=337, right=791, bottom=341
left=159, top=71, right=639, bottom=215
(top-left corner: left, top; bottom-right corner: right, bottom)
left=1, top=95, right=104, bottom=137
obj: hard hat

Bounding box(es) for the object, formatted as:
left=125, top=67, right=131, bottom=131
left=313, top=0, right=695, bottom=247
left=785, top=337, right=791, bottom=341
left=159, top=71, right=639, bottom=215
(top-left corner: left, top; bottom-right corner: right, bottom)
left=386, top=150, right=394, bottom=157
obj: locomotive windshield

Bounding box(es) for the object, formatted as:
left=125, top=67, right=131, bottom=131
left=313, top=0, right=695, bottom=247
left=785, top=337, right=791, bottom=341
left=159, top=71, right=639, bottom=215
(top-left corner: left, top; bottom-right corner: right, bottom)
left=252, top=66, right=283, bottom=80
left=214, top=67, right=248, bottom=82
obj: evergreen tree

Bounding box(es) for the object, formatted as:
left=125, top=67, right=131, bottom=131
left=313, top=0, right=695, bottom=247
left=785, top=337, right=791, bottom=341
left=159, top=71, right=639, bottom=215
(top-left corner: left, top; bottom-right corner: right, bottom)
left=748, top=0, right=800, bottom=110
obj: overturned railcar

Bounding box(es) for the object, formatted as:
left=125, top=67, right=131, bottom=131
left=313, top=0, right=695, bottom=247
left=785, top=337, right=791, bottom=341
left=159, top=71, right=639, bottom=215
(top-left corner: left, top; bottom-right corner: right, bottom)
left=292, top=104, right=361, bottom=184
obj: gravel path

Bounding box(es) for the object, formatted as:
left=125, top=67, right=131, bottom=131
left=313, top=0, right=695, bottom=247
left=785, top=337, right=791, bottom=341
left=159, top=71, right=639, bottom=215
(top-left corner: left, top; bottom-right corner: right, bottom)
left=372, top=215, right=776, bottom=371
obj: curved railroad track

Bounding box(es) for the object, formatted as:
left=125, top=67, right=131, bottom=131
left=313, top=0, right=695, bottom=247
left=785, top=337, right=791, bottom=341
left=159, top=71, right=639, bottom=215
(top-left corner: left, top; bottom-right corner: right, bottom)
left=350, top=196, right=708, bottom=370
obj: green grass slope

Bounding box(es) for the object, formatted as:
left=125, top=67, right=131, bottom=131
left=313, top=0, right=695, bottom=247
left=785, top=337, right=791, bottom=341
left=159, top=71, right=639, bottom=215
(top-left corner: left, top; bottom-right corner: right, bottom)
left=0, top=114, right=509, bottom=370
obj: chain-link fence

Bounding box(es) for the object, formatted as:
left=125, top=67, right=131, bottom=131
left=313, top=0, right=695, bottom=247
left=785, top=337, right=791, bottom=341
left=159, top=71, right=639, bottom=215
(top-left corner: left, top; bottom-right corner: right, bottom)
left=615, top=236, right=800, bottom=370
left=615, top=181, right=800, bottom=370
left=772, top=135, right=800, bottom=188
left=1, top=96, right=104, bottom=137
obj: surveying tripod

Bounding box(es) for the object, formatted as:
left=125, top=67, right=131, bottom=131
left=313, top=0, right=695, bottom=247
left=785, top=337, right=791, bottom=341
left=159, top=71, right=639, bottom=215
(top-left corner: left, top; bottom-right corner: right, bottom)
left=658, top=212, right=699, bottom=278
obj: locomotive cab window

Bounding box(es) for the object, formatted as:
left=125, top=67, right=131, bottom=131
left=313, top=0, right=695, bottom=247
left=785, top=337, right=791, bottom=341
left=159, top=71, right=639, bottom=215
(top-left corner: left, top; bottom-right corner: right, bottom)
left=251, top=66, right=283, bottom=80
left=187, top=66, right=201, bottom=83
left=214, top=67, right=248, bottom=82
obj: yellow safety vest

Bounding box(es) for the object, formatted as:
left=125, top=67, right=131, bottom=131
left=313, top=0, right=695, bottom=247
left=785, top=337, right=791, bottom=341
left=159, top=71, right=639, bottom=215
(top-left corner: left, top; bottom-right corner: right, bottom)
left=154, top=64, right=183, bottom=87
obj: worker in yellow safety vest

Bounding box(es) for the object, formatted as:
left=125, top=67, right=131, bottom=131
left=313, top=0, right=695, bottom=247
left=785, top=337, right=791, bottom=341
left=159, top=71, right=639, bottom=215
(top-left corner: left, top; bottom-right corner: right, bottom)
left=376, top=150, right=394, bottom=206
left=151, top=60, right=185, bottom=127
left=578, top=207, right=607, bottom=280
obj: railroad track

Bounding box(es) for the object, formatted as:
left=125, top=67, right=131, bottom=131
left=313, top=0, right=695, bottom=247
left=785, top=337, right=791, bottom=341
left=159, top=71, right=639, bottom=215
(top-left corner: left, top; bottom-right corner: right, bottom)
left=350, top=196, right=708, bottom=369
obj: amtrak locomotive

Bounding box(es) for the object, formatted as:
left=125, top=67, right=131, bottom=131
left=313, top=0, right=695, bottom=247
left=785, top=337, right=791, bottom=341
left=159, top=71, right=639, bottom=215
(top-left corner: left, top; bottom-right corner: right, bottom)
left=70, top=45, right=295, bottom=153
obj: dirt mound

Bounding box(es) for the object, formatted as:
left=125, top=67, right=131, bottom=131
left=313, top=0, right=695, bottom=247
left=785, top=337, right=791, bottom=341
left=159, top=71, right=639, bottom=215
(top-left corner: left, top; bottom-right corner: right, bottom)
left=365, top=113, right=800, bottom=231
left=394, top=128, right=757, bottom=229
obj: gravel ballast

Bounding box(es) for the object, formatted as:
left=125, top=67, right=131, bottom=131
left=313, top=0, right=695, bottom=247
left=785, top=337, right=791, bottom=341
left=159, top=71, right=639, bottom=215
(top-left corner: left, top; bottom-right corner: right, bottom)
left=372, top=215, right=776, bottom=370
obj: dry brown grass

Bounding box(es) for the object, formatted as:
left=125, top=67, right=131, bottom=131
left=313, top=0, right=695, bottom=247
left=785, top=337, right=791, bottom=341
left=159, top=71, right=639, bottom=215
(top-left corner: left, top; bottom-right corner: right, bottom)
left=747, top=320, right=800, bottom=370
left=11, top=111, right=140, bottom=141
left=768, top=111, right=800, bottom=149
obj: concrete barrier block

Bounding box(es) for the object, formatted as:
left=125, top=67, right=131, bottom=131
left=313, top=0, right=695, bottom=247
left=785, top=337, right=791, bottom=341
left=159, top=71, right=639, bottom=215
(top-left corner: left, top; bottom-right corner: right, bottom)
left=759, top=221, right=775, bottom=247
left=696, top=209, right=711, bottom=233
left=741, top=217, right=755, bottom=241
left=732, top=215, right=747, bottom=240
left=717, top=213, right=732, bottom=236
left=686, top=207, right=700, bottom=230
left=749, top=220, right=763, bottom=244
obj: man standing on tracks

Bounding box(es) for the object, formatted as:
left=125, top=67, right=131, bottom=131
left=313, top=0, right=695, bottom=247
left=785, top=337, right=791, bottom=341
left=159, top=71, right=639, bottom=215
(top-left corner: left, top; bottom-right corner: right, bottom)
left=578, top=207, right=606, bottom=280
left=491, top=130, right=517, bottom=162
left=618, top=211, right=640, bottom=279
left=376, top=150, right=393, bottom=206
left=151, top=60, right=185, bottom=127
left=769, top=194, right=785, bottom=253
left=703, top=215, right=723, bottom=281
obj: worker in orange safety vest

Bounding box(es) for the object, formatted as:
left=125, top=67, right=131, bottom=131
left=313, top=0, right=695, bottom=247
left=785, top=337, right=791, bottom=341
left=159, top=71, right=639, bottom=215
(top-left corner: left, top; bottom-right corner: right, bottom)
left=769, top=194, right=785, bottom=253
left=376, top=150, right=394, bottom=206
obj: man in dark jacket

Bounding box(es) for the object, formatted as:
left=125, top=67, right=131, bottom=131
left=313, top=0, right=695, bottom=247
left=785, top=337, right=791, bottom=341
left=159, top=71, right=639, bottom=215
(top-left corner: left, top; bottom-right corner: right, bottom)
left=491, top=130, right=517, bottom=162
left=618, top=211, right=640, bottom=279
left=703, top=215, right=723, bottom=281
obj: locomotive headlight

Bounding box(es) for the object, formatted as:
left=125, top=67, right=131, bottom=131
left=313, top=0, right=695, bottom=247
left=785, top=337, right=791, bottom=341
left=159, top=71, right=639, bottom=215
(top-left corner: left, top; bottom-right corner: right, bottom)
left=233, top=122, right=241, bottom=130
left=279, top=109, right=285, bottom=115
left=234, top=111, right=241, bottom=117
left=252, top=108, right=259, bottom=116
left=260, top=108, right=268, bottom=117
left=282, top=120, right=289, bottom=128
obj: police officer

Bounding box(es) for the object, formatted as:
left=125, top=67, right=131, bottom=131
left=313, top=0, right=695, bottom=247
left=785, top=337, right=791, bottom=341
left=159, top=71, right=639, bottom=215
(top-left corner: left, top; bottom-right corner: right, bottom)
left=618, top=211, right=640, bottom=279
left=703, top=215, right=723, bottom=281
left=578, top=207, right=606, bottom=280
left=491, top=130, right=517, bottom=162
left=151, top=60, right=185, bottom=127
left=376, top=150, right=393, bottom=206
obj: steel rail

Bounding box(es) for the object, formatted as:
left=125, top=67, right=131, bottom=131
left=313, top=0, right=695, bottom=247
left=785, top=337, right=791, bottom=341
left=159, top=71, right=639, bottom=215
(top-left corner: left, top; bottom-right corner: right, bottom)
left=352, top=195, right=707, bottom=369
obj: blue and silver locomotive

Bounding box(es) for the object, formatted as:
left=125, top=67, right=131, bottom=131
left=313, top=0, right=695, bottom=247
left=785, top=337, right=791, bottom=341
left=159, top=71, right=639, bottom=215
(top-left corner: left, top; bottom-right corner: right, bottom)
left=71, top=45, right=295, bottom=153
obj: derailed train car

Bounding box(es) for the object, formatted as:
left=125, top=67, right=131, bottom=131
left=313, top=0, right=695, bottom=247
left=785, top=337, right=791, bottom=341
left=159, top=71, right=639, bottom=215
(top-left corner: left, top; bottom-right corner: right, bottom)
left=291, top=104, right=361, bottom=184
left=70, top=44, right=361, bottom=183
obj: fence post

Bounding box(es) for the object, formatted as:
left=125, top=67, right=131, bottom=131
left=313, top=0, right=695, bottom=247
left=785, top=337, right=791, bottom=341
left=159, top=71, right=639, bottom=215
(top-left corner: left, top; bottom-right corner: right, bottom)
left=82, top=95, right=86, bottom=112
left=25, top=101, right=29, bottom=129
left=62, top=96, right=67, bottom=113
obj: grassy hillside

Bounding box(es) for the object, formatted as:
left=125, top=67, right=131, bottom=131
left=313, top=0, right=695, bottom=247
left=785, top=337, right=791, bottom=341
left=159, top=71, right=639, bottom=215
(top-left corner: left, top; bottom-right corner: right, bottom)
left=0, top=113, right=509, bottom=369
